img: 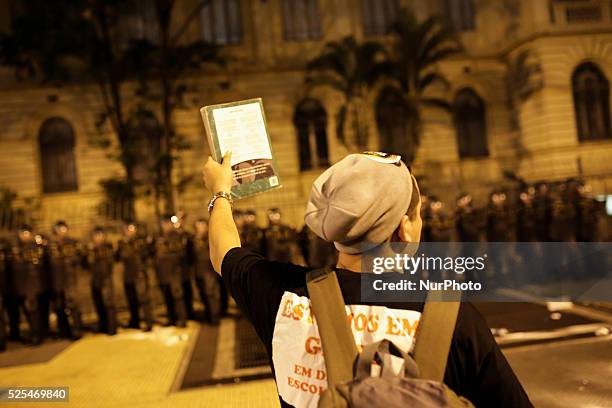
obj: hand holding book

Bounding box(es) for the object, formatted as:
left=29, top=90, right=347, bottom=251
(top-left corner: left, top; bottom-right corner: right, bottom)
left=203, top=151, right=233, bottom=194
left=200, top=98, right=282, bottom=199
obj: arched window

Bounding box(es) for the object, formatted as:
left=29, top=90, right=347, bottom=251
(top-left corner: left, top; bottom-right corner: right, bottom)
left=201, top=0, right=242, bottom=45
left=376, top=86, right=412, bottom=160
left=572, top=62, right=611, bottom=141
left=453, top=88, right=488, bottom=158
left=361, top=0, right=399, bottom=36
left=39, top=117, right=78, bottom=193
left=127, top=111, right=162, bottom=184
left=281, top=0, right=322, bottom=41
left=445, top=0, right=476, bottom=31
left=294, top=99, right=329, bottom=171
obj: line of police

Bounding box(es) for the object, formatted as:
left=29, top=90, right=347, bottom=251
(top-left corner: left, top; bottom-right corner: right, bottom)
left=421, top=179, right=604, bottom=243
left=0, top=179, right=604, bottom=352
left=0, top=214, right=227, bottom=352
left=421, top=179, right=607, bottom=285
left=0, top=207, right=337, bottom=352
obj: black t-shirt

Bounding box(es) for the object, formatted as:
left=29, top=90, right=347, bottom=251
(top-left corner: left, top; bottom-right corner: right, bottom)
left=222, top=247, right=533, bottom=408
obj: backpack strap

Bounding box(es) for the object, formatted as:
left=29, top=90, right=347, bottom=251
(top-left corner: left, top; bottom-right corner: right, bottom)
left=306, top=267, right=359, bottom=389
left=413, top=290, right=461, bottom=382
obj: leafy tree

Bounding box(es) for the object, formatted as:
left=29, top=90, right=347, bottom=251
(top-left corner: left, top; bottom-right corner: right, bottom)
left=0, top=186, right=40, bottom=230
left=378, top=8, right=463, bottom=163
left=0, top=0, right=219, bottom=219
left=305, top=36, right=387, bottom=150
left=125, top=0, right=220, bottom=215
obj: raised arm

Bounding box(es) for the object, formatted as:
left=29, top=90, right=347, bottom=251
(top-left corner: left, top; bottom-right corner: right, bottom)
left=202, top=151, right=241, bottom=274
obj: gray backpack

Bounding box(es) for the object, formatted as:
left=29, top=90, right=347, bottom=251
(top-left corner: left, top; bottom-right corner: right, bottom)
left=306, top=268, right=475, bottom=408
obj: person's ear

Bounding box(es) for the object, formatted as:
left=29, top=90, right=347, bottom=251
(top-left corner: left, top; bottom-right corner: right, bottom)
left=397, top=214, right=413, bottom=243
left=398, top=212, right=423, bottom=244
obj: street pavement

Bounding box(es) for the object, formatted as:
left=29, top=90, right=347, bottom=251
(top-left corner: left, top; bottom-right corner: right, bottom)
left=0, top=323, right=280, bottom=408
left=506, top=335, right=612, bottom=408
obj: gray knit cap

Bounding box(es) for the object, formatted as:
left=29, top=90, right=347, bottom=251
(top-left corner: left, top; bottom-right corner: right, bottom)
left=304, top=152, right=413, bottom=254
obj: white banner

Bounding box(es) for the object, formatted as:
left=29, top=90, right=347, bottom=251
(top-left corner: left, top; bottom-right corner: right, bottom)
left=272, top=291, right=422, bottom=408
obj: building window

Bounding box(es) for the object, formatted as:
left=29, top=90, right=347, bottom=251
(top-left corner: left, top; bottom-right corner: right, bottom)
left=360, top=0, right=399, bottom=36
left=281, top=0, right=322, bottom=41
left=201, top=0, right=242, bottom=45
left=39, top=117, right=78, bottom=193
left=572, top=62, right=611, bottom=141
left=453, top=88, right=488, bottom=158
left=127, top=111, right=162, bottom=184
left=445, top=0, right=476, bottom=31
left=294, top=99, right=329, bottom=171
left=375, top=87, right=411, bottom=159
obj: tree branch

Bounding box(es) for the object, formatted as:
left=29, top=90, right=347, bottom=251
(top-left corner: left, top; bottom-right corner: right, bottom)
left=170, top=0, right=211, bottom=45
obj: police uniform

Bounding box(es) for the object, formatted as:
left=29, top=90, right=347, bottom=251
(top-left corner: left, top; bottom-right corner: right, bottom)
left=486, top=196, right=516, bottom=282
left=264, top=224, right=300, bottom=263
left=299, top=226, right=337, bottom=268
left=48, top=237, right=83, bottom=338
left=533, top=185, right=552, bottom=242
left=575, top=194, right=598, bottom=242
left=0, top=240, right=7, bottom=351
left=8, top=238, right=48, bottom=344
left=85, top=241, right=117, bottom=334
left=549, top=195, right=575, bottom=242
left=429, top=209, right=454, bottom=242
left=241, top=223, right=264, bottom=255
left=117, top=236, right=153, bottom=331
left=455, top=200, right=484, bottom=282
left=456, top=206, right=483, bottom=242
left=516, top=200, right=537, bottom=242
left=179, top=230, right=196, bottom=321
left=486, top=205, right=515, bottom=242
left=191, top=232, right=221, bottom=324
left=153, top=231, right=187, bottom=327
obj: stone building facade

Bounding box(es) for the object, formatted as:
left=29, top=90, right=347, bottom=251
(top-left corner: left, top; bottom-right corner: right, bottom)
left=0, top=0, right=611, bottom=235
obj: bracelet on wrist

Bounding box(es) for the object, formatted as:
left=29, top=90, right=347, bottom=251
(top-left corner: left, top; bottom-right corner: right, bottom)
left=207, top=191, right=233, bottom=213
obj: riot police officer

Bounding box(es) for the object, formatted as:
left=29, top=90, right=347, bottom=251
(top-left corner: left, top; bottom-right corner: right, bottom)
left=263, top=208, right=300, bottom=263
left=116, top=222, right=153, bottom=331
left=48, top=221, right=83, bottom=339
left=486, top=190, right=515, bottom=242
left=486, top=190, right=516, bottom=283
left=455, top=193, right=483, bottom=242
left=7, top=225, right=48, bottom=345
left=85, top=227, right=117, bottom=335
left=0, top=238, right=7, bottom=351
left=455, top=193, right=483, bottom=282
left=575, top=182, right=598, bottom=242
left=516, top=187, right=538, bottom=242
left=191, top=218, right=221, bottom=324
left=173, top=213, right=195, bottom=321
left=153, top=215, right=187, bottom=327
left=515, top=187, right=543, bottom=283
left=299, top=225, right=337, bottom=268
left=241, top=210, right=264, bottom=254
left=428, top=197, right=454, bottom=242
left=549, top=181, right=575, bottom=242
left=533, top=182, right=552, bottom=242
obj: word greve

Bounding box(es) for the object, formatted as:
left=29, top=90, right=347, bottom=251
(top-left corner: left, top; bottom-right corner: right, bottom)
left=372, top=253, right=487, bottom=275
